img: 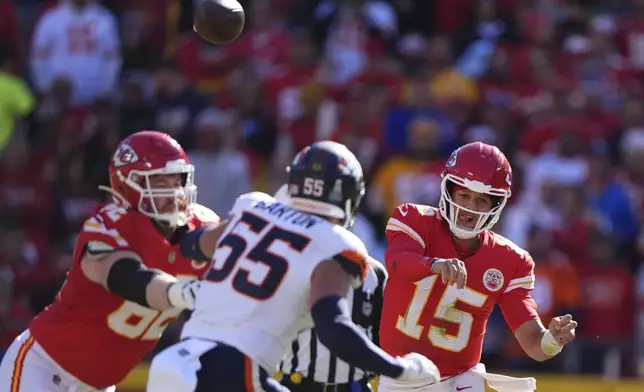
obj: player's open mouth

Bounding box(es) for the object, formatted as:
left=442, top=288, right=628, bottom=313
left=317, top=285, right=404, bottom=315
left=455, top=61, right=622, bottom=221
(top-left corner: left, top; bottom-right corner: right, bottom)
left=457, top=212, right=476, bottom=227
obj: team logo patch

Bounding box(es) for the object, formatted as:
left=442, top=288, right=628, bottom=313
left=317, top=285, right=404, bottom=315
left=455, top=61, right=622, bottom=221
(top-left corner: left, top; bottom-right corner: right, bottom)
left=482, top=268, right=504, bottom=292
left=168, top=251, right=176, bottom=264
left=112, top=143, right=139, bottom=167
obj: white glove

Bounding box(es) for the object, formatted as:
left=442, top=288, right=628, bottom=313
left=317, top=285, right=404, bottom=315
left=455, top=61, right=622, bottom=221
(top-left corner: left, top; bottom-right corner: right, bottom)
left=395, top=352, right=441, bottom=384
left=166, top=279, right=200, bottom=310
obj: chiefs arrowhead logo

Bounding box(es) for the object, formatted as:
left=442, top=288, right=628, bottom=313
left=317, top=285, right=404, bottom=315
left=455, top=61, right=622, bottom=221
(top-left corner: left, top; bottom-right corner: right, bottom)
left=112, top=144, right=139, bottom=167
left=505, top=165, right=512, bottom=186
left=446, top=149, right=458, bottom=167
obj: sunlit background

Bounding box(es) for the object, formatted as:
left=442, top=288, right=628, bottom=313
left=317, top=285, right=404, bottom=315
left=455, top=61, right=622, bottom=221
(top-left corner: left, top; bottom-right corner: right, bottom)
left=1, top=0, right=644, bottom=390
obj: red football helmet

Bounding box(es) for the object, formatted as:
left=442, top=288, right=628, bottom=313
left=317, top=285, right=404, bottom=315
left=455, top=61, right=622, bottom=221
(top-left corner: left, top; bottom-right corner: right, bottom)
left=438, top=142, right=512, bottom=239
left=101, top=130, right=197, bottom=227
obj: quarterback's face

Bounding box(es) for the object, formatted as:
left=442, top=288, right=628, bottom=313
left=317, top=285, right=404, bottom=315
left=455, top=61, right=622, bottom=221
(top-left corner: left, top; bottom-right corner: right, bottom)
left=451, top=188, right=493, bottom=229
left=148, top=174, right=186, bottom=213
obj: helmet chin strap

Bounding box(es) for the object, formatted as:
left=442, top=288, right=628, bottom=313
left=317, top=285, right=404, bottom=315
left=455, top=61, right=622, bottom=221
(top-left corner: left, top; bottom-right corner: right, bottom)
left=144, top=208, right=189, bottom=228
left=449, top=226, right=480, bottom=240
left=152, top=215, right=176, bottom=228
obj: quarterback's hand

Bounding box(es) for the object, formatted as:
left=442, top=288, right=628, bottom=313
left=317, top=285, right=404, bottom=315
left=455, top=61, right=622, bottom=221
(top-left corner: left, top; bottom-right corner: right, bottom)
left=548, top=314, right=577, bottom=346
left=166, top=279, right=200, bottom=310
left=430, top=258, right=467, bottom=289
left=395, top=352, right=441, bottom=384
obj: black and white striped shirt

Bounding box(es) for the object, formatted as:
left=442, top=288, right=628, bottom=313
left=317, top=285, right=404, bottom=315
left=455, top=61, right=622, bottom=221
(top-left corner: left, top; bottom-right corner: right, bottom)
left=280, top=260, right=388, bottom=384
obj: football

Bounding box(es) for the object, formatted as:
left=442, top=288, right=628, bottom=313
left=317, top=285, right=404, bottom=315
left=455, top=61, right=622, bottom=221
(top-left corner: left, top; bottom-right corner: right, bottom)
left=193, top=0, right=245, bottom=45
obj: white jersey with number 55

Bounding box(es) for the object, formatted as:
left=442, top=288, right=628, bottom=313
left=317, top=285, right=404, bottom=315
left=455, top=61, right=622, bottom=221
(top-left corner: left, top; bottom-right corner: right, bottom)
left=182, top=192, right=369, bottom=372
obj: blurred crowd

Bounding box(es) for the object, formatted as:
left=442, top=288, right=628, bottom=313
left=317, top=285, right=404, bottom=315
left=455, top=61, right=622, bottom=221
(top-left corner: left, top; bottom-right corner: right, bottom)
left=1, top=0, right=644, bottom=379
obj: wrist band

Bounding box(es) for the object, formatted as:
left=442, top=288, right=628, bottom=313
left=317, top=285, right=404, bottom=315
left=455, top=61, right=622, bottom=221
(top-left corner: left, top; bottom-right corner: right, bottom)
left=429, top=258, right=438, bottom=274
left=541, top=330, right=563, bottom=356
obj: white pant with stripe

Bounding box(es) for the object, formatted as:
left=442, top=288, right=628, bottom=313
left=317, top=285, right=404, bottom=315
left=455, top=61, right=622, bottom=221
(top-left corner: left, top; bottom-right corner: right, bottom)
left=378, top=363, right=536, bottom=392
left=0, top=330, right=115, bottom=392
left=148, top=338, right=288, bottom=392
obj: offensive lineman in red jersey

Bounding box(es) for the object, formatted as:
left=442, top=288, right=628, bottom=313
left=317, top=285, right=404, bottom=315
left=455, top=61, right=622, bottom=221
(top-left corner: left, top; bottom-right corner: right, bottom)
left=0, top=131, right=220, bottom=391
left=378, top=142, right=578, bottom=392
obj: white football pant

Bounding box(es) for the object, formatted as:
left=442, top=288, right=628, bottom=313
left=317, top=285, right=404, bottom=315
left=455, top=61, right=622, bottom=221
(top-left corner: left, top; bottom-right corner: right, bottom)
left=0, top=329, right=115, bottom=392
left=378, top=363, right=536, bottom=392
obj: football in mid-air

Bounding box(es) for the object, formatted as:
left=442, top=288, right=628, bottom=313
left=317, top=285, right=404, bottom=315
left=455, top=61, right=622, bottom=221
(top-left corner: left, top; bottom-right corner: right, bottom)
left=193, top=0, right=245, bottom=45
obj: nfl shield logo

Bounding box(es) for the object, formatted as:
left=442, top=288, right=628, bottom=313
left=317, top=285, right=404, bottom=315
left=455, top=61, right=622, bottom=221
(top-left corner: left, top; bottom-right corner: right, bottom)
left=362, top=301, right=373, bottom=317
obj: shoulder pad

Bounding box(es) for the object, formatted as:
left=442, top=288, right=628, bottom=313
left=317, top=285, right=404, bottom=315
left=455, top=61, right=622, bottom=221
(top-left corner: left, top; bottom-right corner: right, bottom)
left=492, top=233, right=531, bottom=260
left=229, top=192, right=274, bottom=216
left=332, top=226, right=368, bottom=256
left=191, top=203, right=221, bottom=224
left=386, top=203, right=439, bottom=250
left=80, top=205, right=131, bottom=249
left=328, top=227, right=369, bottom=287
left=491, top=233, right=536, bottom=294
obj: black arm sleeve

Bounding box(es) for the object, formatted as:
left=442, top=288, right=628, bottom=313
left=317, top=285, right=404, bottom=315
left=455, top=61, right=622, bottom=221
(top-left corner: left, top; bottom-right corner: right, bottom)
left=311, top=295, right=404, bottom=379
left=179, top=226, right=211, bottom=262
left=106, top=258, right=161, bottom=308
left=371, top=263, right=388, bottom=347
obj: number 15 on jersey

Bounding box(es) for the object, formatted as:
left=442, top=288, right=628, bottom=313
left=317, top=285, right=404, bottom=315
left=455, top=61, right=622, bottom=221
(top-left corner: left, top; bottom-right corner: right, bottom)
left=396, top=276, right=488, bottom=352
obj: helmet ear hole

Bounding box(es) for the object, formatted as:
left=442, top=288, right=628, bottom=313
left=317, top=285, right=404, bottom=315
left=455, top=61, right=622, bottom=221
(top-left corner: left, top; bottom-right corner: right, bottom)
left=446, top=180, right=456, bottom=195
left=491, top=195, right=503, bottom=207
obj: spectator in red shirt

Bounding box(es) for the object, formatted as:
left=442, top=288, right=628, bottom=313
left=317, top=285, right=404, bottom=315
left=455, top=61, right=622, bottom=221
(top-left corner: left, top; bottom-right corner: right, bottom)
left=0, top=135, right=56, bottom=228
left=227, top=0, right=290, bottom=81
left=578, top=229, right=635, bottom=375
left=552, top=185, right=598, bottom=264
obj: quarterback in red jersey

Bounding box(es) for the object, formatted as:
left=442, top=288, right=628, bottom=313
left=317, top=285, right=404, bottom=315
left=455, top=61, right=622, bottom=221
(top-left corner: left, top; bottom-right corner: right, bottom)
left=378, top=142, right=578, bottom=392
left=0, top=131, right=220, bottom=391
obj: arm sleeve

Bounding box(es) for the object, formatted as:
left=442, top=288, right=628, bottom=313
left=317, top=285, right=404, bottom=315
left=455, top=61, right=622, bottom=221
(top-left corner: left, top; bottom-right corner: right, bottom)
left=371, top=261, right=388, bottom=347
left=498, top=253, right=541, bottom=332
left=384, top=204, right=434, bottom=281
left=311, top=295, right=404, bottom=379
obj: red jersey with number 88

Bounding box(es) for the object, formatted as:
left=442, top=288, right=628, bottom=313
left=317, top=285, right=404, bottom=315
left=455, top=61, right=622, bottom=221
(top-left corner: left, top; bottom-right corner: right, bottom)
left=380, top=203, right=539, bottom=377
left=29, top=203, right=219, bottom=388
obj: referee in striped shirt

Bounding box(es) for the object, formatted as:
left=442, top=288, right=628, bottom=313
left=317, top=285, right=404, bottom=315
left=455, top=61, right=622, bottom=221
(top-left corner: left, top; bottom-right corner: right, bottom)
left=279, top=258, right=388, bottom=392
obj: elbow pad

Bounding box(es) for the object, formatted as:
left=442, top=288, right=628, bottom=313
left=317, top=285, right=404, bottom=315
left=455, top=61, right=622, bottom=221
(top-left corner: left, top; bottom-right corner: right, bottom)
left=179, top=226, right=211, bottom=262
left=106, top=258, right=160, bottom=307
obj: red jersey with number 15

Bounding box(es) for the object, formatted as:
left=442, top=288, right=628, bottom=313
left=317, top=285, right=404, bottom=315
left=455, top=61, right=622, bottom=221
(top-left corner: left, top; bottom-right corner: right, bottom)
left=380, top=203, right=539, bottom=377
left=29, top=203, right=220, bottom=388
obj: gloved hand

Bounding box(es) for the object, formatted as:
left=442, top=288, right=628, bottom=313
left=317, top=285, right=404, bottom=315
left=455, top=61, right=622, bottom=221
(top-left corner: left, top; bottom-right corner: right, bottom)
left=166, top=279, right=200, bottom=310
left=395, top=352, right=441, bottom=384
